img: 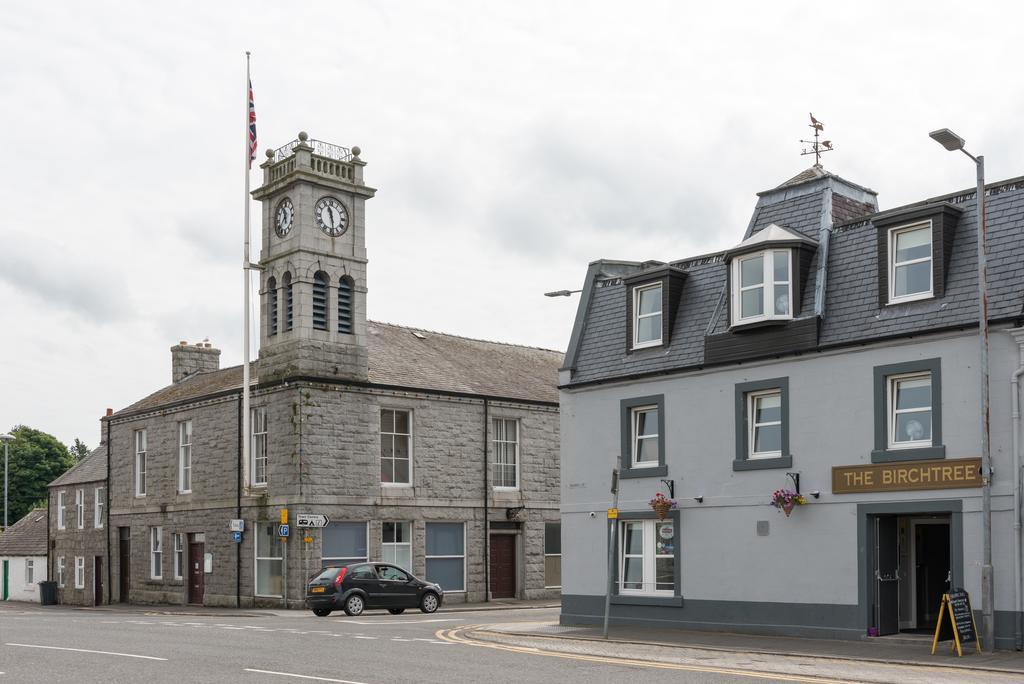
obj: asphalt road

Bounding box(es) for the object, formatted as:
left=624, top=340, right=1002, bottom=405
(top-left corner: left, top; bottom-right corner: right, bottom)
left=0, top=604, right=1017, bottom=684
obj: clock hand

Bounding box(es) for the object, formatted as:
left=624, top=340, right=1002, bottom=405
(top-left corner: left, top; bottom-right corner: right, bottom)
left=327, top=207, right=335, bottom=226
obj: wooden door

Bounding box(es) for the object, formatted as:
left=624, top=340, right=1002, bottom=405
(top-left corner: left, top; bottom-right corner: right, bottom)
left=118, top=531, right=130, bottom=603
left=875, top=517, right=900, bottom=635
left=93, top=556, right=103, bottom=606
left=489, top=535, right=516, bottom=599
left=188, top=543, right=204, bottom=604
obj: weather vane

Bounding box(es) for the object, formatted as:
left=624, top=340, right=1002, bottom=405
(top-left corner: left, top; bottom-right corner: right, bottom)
left=800, top=113, right=834, bottom=166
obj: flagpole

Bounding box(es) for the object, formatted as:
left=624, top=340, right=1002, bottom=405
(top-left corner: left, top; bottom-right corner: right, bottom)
left=242, top=51, right=252, bottom=489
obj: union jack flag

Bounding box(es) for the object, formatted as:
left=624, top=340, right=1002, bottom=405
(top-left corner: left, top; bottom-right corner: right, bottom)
left=248, top=78, right=257, bottom=167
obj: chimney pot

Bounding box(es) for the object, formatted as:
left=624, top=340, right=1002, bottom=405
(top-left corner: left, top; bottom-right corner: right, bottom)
left=106, top=408, right=113, bottom=416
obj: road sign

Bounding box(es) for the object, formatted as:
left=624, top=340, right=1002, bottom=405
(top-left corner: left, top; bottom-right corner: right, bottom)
left=280, top=509, right=288, bottom=525
left=232, top=531, right=242, bottom=543
left=607, top=508, right=618, bottom=519
left=303, top=536, right=313, bottom=544
left=279, top=524, right=290, bottom=538
left=296, top=514, right=330, bottom=528
left=229, top=519, right=245, bottom=532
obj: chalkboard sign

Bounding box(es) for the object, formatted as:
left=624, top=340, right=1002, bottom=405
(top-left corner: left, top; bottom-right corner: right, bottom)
left=931, top=588, right=981, bottom=656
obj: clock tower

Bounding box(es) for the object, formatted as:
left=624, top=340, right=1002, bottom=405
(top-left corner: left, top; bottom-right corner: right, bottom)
left=252, top=132, right=377, bottom=382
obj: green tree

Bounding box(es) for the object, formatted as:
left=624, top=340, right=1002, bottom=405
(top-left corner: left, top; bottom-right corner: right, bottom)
left=3, top=425, right=75, bottom=527
left=70, top=438, right=91, bottom=461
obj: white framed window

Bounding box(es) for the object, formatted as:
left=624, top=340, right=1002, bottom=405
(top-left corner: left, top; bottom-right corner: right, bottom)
left=731, top=249, right=793, bottom=324
left=94, top=487, right=104, bottom=528
left=888, top=222, right=933, bottom=304
left=425, top=522, right=465, bottom=592
left=251, top=407, right=268, bottom=487
left=173, top=533, right=184, bottom=580
left=25, top=558, right=34, bottom=585
left=544, top=522, right=562, bottom=589
left=57, top=556, right=65, bottom=588
left=380, top=409, right=412, bottom=485
left=632, top=283, right=663, bottom=349
left=178, top=420, right=192, bottom=493
left=888, top=372, right=933, bottom=449
left=492, top=418, right=519, bottom=489
left=748, top=390, right=783, bottom=459
left=255, top=521, right=284, bottom=597
left=631, top=406, right=659, bottom=468
left=75, top=489, right=84, bottom=529
left=382, top=522, right=412, bottom=571
left=135, top=429, right=147, bottom=497
left=322, top=521, right=368, bottom=568
left=150, top=527, right=163, bottom=579
left=74, top=556, right=85, bottom=589
left=57, top=490, right=66, bottom=530
left=619, top=519, right=675, bottom=596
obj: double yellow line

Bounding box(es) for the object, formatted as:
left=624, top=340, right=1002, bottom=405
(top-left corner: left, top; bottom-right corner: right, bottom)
left=435, top=625, right=855, bottom=683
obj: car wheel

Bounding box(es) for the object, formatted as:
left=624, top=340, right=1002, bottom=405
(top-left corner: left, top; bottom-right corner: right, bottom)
left=312, top=608, right=332, bottom=617
left=420, top=592, right=439, bottom=614
left=343, top=594, right=365, bottom=617
left=387, top=608, right=405, bottom=615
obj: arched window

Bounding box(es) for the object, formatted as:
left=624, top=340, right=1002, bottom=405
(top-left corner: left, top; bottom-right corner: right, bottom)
left=282, top=272, right=293, bottom=332
left=338, top=276, right=354, bottom=334
left=312, top=271, right=329, bottom=331
left=267, top=276, right=278, bottom=336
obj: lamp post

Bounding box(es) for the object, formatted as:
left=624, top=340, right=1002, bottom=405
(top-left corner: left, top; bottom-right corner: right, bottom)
left=0, top=433, right=13, bottom=531
left=929, top=128, right=992, bottom=651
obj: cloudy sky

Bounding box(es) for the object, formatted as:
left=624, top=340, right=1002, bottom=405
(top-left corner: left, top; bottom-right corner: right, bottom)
left=1, top=1, right=1021, bottom=448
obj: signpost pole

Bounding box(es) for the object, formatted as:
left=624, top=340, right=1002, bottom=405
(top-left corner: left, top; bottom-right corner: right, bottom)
left=602, top=468, right=620, bottom=639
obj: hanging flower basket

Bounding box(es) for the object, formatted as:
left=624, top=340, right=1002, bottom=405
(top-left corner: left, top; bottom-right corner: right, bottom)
left=770, top=489, right=806, bottom=517
left=648, top=492, right=678, bottom=520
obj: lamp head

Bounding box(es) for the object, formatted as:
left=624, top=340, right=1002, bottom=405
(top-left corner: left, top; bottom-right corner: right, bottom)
left=544, top=290, right=573, bottom=297
left=0, top=434, right=13, bottom=444
left=929, top=128, right=966, bottom=152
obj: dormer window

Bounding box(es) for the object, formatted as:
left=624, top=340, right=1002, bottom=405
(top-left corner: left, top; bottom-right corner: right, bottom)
left=888, top=222, right=933, bottom=304
left=632, top=282, right=663, bottom=348
left=731, top=249, right=793, bottom=324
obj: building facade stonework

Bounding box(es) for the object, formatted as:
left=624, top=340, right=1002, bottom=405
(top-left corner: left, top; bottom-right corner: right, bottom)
left=70, top=133, right=562, bottom=608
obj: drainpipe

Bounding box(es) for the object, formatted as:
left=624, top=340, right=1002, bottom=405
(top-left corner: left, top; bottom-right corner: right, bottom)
left=1009, top=327, right=1024, bottom=650
left=483, top=398, right=490, bottom=602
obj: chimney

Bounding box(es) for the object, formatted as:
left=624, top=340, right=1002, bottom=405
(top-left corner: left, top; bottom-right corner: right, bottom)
left=100, top=407, right=112, bottom=446
left=170, top=339, right=221, bottom=383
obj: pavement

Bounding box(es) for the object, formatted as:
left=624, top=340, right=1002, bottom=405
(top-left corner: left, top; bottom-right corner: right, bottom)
left=475, top=619, right=1024, bottom=676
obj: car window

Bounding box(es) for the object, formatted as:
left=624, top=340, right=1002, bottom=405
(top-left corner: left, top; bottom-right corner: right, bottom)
left=311, top=568, right=339, bottom=582
left=376, top=565, right=410, bottom=582
left=349, top=564, right=377, bottom=580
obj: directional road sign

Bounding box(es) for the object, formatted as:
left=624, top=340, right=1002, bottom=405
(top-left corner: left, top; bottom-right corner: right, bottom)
left=296, top=514, right=330, bottom=528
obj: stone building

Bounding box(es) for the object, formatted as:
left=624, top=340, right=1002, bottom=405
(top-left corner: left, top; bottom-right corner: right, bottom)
left=0, top=508, right=48, bottom=602
left=558, top=164, right=1024, bottom=648
left=94, top=133, right=561, bottom=607
left=47, top=446, right=107, bottom=605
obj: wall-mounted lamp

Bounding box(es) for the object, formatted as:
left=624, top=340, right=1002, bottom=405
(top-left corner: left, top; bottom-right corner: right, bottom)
left=693, top=495, right=704, bottom=504
left=809, top=491, right=820, bottom=499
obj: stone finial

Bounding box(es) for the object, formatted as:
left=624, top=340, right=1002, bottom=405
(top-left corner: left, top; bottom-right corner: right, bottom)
left=351, top=146, right=361, bottom=160
left=298, top=131, right=309, bottom=142
left=265, top=148, right=275, bottom=159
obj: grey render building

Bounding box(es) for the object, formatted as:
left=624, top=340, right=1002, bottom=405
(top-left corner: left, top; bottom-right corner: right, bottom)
left=85, top=134, right=562, bottom=608
left=558, top=164, right=1024, bottom=648
left=47, top=445, right=107, bottom=605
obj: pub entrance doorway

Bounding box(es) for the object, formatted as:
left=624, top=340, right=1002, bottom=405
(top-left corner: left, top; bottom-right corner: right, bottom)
left=872, top=513, right=951, bottom=636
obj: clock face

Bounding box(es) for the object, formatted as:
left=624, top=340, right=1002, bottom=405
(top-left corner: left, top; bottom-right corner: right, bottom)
left=315, top=196, right=348, bottom=237
left=274, top=197, right=294, bottom=238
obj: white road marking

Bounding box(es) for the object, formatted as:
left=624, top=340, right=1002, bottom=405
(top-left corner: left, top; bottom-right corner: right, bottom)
left=5, top=643, right=167, bottom=661
left=244, top=668, right=369, bottom=684
left=341, top=618, right=459, bottom=625
left=351, top=635, right=377, bottom=640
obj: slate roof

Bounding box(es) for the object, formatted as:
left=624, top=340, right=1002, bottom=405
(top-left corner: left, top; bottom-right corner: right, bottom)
left=0, top=508, right=47, bottom=557
left=49, top=445, right=107, bottom=486
left=567, top=173, right=1024, bottom=386
left=112, top=322, right=563, bottom=418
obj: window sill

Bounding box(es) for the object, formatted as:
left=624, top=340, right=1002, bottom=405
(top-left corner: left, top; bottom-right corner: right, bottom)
left=612, top=594, right=684, bottom=607
left=886, top=292, right=934, bottom=306
left=728, top=317, right=792, bottom=332
left=733, top=455, right=793, bottom=471
left=871, top=445, right=946, bottom=463
left=631, top=341, right=664, bottom=351
left=620, top=465, right=668, bottom=479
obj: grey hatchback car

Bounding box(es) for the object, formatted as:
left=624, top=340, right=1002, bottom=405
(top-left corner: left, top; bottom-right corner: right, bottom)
left=306, top=562, right=444, bottom=617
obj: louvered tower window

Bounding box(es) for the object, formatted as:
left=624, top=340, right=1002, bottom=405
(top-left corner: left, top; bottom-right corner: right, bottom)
left=313, top=271, right=329, bottom=331
left=338, top=276, right=354, bottom=334
left=267, top=276, right=278, bottom=336
left=283, top=272, right=293, bottom=331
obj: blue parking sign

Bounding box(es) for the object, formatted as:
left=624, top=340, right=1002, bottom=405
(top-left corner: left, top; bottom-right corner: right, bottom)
left=279, top=524, right=290, bottom=538
left=232, top=531, right=242, bottom=543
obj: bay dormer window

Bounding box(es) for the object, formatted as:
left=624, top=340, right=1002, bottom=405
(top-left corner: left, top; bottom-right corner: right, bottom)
left=632, top=283, right=663, bottom=349
left=732, top=249, right=793, bottom=324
